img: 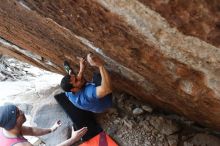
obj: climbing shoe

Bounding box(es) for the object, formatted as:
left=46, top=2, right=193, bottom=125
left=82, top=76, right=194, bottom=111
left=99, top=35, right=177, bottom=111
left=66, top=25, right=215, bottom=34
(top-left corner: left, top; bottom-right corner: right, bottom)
left=64, top=60, right=73, bottom=75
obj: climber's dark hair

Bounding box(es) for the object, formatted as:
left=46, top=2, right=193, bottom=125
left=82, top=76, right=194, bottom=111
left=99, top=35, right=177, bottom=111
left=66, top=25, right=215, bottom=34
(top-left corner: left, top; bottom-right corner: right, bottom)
left=60, top=75, right=73, bottom=92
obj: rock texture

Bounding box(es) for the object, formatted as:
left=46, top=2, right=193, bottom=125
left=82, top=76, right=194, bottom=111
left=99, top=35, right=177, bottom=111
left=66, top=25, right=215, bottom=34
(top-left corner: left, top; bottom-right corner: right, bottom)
left=139, top=0, right=220, bottom=47
left=0, top=0, right=220, bottom=131
left=0, top=56, right=38, bottom=81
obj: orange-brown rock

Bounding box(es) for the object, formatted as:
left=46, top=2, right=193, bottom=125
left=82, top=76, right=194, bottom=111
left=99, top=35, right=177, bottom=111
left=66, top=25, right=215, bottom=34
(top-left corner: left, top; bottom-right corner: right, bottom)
left=139, top=0, right=220, bottom=47
left=0, top=0, right=220, bottom=131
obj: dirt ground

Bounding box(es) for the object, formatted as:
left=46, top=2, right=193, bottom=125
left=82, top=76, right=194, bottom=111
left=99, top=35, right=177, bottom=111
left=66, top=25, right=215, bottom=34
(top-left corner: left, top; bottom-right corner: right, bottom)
left=97, top=92, right=220, bottom=146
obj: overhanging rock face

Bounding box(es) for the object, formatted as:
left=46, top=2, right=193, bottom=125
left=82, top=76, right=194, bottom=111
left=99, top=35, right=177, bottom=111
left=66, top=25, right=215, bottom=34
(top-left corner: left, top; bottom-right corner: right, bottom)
left=0, top=0, right=220, bottom=130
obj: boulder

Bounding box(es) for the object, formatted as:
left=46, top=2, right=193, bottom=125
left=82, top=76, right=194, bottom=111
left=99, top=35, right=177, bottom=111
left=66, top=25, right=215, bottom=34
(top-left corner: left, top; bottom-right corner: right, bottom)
left=0, top=0, right=220, bottom=130
left=32, top=103, right=72, bottom=146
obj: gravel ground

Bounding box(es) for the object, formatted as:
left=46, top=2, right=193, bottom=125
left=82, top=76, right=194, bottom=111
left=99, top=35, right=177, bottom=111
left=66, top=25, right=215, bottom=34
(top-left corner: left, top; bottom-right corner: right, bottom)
left=97, top=92, right=220, bottom=146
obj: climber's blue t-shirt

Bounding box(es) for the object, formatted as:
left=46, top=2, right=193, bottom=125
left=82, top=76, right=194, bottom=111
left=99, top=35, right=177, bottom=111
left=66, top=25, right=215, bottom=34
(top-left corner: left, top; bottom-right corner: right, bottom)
left=65, top=83, right=112, bottom=113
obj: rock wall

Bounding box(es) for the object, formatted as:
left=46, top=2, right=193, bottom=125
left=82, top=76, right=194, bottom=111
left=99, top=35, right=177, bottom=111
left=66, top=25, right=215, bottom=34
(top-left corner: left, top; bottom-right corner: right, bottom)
left=0, top=0, right=220, bottom=130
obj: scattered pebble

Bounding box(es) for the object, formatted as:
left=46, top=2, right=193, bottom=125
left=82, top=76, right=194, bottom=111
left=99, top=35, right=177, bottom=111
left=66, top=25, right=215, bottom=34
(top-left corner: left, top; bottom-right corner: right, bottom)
left=132, top=108, right=144, bottom=115
left=142, top=105, right=153, bottom=113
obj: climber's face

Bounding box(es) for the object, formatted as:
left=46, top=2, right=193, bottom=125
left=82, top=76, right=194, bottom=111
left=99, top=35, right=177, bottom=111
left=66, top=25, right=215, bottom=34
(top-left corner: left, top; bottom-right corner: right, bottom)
left=70, top=75, right=86, bottom=91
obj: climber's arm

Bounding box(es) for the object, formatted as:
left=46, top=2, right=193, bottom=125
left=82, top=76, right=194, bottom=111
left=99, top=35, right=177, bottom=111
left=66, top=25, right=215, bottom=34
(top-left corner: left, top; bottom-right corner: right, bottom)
left=87, top=53, right=112, bottom=99
left=76, top=57, right=86, bottom=81
left=96, top=65, right=112, bottom=98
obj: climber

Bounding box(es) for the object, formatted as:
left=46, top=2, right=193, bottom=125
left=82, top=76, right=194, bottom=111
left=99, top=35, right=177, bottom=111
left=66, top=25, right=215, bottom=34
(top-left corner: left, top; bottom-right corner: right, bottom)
left=54, top=92, right=118, bottom=146
left=0, top=104, right=88, bottom=146
left=60, top=53, right=112, bottom=113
